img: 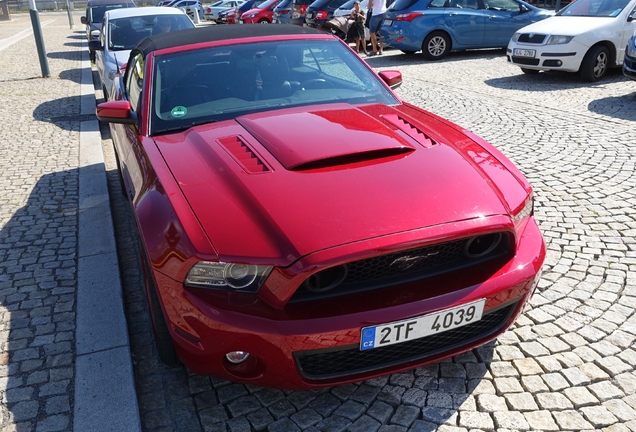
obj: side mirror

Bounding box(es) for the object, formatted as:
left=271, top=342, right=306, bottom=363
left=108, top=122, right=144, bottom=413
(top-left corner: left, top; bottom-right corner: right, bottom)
left=628, top=11, right=636, bottom=21
left=96, top=100, right=138, bottom=125
left=81, top=16, right=87, bottom=24
left=379, top=70, right=402, bottom=90
left=88, top=40, right=103, bottom=51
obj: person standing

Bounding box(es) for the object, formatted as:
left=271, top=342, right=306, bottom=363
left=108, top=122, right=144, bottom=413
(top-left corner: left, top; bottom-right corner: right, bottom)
left=349, top=1, right=367, bottom=55
left=365, top=0, right=386, bottom=55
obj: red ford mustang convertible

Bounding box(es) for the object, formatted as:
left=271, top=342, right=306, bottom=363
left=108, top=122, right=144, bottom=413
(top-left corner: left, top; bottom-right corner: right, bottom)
left=96, top=25, right=545, bottom=389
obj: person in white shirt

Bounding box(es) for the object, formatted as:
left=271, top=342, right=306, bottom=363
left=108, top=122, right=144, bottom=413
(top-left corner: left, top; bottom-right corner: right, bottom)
left=365, top=0, right=386, bottom=55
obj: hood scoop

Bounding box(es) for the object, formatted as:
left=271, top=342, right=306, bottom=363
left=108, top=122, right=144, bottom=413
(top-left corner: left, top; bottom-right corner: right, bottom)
left=380, top=114, right=437, bottom=148
left=236, top=105, right=415, bottom=170
left=217, top=136, right=270, bottom=173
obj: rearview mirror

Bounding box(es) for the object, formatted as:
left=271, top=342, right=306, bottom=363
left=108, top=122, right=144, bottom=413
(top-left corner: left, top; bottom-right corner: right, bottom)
left=96, top=100, right=138, bottom=125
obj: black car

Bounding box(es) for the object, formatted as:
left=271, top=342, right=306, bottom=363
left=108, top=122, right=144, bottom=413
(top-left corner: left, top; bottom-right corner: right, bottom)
left=304, top=0, right=350, bottom=28
left=81, top=0, right=136, bottom=62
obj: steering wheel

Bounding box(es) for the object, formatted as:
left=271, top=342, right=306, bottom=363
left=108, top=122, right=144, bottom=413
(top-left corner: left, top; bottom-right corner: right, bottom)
left=302, top=78, right=336, bottom=90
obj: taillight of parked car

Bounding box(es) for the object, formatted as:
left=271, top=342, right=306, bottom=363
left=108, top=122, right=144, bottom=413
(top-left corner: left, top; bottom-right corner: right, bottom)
left=315, top=10, right=328, bottom=19
left=395, top=12, right=423, bottom=21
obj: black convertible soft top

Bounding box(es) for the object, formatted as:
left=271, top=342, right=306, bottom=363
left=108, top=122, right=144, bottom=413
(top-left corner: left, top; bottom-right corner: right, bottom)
left=135, top=24, right=324, bottom=57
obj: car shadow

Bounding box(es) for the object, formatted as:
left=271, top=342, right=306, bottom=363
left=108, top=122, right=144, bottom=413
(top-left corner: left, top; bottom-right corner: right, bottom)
left=63, top=41, right=84, bottom=48
left=484, top=67, right=628, bottom=91
left=2, top=168, right=79, bottom=432
left=364, top=47, right=507, bottom=67
left=48, top=50, right=83, bottom=61
left=33, top=95, right=90, bottom=127
left=588, top=92, right=636, bottom=121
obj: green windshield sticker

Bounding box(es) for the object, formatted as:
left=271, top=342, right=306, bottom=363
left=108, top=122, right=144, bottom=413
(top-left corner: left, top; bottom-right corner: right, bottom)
left=171, top=106, right=187, bottom=118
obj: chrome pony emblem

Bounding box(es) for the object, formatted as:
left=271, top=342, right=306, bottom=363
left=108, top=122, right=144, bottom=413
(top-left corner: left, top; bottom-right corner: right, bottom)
left=390, top=252, right=439, bottom=271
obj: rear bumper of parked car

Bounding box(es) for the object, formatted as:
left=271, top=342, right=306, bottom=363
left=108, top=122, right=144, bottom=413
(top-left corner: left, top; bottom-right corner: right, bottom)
left=507, top=40, right=585, bottom=73
left=153, top=217, right=545, bottom=389
left=380, top=21, right=423, bottom=52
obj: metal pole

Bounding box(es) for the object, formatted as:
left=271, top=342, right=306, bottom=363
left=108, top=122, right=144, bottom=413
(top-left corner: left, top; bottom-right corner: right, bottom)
left=66, top=0, right=74, bottom=28
left=29, top=0, right=51, bottom=78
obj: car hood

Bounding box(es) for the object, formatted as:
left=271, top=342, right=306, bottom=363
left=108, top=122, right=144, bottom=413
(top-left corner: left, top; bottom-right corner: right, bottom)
left=516, top=16, right=616, bottom=36
left=154, top=104, right=525, bottom=264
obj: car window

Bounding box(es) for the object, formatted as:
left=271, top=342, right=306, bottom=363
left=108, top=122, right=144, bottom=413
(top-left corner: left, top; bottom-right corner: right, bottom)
left=557, top=0, right=631, bottom=16
left=90, top=3, right=134, bottom=23
left=149, top=39, right=399, bottom=135
left=483, top=0, right=519, bottom=11
left=450, top=0, right=480, bottom=9
left=390, top=0, right=423, bottom=11
left=427, top=0, right=447, bottom=7
left=126, top=53, right=144, bottom=114
left=108, top=15, right=194, bottom=50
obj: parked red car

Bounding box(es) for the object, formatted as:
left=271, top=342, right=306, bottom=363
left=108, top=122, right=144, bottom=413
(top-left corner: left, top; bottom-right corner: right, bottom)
left=239, top=0, right=280, bottom=23
left=96, top=25, right=545, bottom=390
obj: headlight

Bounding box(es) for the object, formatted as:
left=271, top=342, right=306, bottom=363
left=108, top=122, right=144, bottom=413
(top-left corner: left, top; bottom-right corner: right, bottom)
left=546, top=35, right=573, bottom=45
left=512, top=194, right=534, bottom=224
left=185, top=261, right=272, bottom=291
left=511, top=33, right=521, bottom=43
left=627, top=37, right=636, bottom=57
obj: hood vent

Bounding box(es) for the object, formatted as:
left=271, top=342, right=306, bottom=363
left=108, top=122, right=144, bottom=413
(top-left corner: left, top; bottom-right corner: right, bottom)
left=217, top=136, right=270, bottom=174
left=381, top=114, right=437, bottom=148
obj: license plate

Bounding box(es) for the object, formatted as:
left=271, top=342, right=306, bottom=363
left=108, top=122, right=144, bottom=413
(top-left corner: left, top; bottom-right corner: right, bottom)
left=272, top=18, right=278, bottom=22
left=513, top=48, right=535, bottom=58
left=382, top=19, right=392, bottom=26
left=239, top=19, right=244, bottom=23
left=360, top=299, right=486, bottom=351
left=306, top=12, right=314, bottom=18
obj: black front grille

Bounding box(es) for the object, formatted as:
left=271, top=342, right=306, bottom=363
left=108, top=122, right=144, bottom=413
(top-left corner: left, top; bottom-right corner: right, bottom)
left=294, top=301, right=517, bottom=380
left=290, top=233, right=511, bottom=302
left=518, top=34, right=546, bottom=44
left=512, top=57, right=540, bottom=66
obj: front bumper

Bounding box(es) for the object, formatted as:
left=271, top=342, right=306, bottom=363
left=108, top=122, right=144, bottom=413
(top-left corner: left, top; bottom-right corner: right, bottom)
left=507, top=40, right=584, bottom=72
left=155, top=217, right=545, bottom=389
left=623, top=53, right=636, bottom=80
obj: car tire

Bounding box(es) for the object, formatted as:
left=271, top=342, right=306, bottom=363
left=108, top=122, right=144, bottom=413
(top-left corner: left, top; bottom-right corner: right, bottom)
left=258, top=18, right=269, bottom=23
left=422, top=31, right=450, bottom=61
left=89, top=49, right=95, bottom=63
left=139, top=240, right=178, bottom=366
left=580, top=45, right=609, bottom=82
left=520, top=67, right=540, bottom=75
left=401, top=50, right=416, bottom=55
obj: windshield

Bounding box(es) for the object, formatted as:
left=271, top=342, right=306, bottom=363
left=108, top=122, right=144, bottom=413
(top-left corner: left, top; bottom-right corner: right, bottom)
left=108, top=15, right=195, bottom=50
left=557, top=0, right=631, bottom=16
left=90, top=4, right=134, bottom=23
left=150, top=39, right=399, bottom=135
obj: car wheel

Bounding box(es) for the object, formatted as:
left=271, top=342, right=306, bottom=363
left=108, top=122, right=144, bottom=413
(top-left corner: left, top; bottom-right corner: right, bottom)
left=580, top=45, right=609, bottom=82
left=401, top=50, right=416, bottom=55
left=139, top=240, right=178, bottom=366
left=89, top=49, right=95, bottom=63
left=422, top=31, right=450, bottom=61
left=258, top=18, right=269, bottom=23
left=520, top=67, right=540, bottom=75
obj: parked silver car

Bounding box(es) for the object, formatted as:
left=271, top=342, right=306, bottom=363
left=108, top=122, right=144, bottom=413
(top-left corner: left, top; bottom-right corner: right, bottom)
left=89, top=7, right=195, bottom=100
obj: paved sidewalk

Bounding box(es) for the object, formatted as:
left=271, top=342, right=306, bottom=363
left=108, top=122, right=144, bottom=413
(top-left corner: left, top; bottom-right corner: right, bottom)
left=0, top=11, right=140, bottom=432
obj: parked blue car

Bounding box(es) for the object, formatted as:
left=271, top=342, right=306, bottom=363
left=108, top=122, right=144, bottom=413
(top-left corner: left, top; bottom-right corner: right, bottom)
left=380, top=0, right=553, bottom=60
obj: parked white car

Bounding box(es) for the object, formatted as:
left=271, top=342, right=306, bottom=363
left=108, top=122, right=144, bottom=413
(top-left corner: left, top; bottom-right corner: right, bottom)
left=89, top=7, right=195, bottom=100
left=507, top=0, right=636, bottom=81
left=203, top=0, right=244, bottom=20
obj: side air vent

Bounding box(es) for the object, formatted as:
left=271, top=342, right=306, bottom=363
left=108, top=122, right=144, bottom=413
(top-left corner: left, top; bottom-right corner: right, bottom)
left=217, top=136, right=270, bottom=173
left=381, top=114, right=436, bottom=148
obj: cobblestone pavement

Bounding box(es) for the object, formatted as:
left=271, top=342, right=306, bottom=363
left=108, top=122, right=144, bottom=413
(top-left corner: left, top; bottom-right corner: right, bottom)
left=0, top=14, right=83, bottom=432
left=99, top=42, right=636, bottom=432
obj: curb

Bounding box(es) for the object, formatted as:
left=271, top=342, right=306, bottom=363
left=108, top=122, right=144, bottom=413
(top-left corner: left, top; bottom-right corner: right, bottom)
left=72, top=42, right=142, bottom=432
